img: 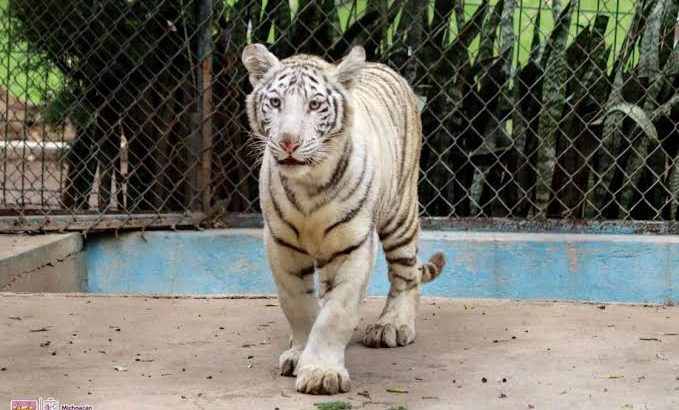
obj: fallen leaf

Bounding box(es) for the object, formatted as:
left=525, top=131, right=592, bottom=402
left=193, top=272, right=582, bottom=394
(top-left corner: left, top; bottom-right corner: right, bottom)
left=357, top=390, right=371, bottom=400
left=113, top=365, right=127, bottom=372
left=386, top=387, right=408, bottom=393
left=29, top=326, right=51, bottom=332
left=265, top=303, right=279, bottom=307
left=599, top=374, right=623, bottom=379
left=8, top=316, right=21, bottom=320
left=639, top=337, right=661, bottom=342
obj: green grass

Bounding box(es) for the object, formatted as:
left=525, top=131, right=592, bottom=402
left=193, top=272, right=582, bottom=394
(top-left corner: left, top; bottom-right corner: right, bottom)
left=0, top=0, right=62, bottom=104
left=313, top=401, right=353, bottom=410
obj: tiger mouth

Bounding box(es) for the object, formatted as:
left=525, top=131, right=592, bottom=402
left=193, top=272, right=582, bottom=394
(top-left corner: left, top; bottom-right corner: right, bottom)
left=277, top=157, right=309, bottom=166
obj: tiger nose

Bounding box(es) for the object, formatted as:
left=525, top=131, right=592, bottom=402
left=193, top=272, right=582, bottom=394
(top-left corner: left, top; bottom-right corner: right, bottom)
left=279, top=138, right=300, bottom=154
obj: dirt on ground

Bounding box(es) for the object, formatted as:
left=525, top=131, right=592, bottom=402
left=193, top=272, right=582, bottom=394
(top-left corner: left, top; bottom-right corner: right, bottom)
left=0, top=294, right=677, bottom=410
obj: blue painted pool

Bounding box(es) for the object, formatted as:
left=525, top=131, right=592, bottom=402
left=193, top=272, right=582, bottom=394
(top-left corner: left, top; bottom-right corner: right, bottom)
left=84, top=229, right=679, bottom=304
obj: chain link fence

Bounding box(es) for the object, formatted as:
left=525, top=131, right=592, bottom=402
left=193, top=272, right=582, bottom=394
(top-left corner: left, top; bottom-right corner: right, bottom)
left=0, top=0, right=677, bottom=232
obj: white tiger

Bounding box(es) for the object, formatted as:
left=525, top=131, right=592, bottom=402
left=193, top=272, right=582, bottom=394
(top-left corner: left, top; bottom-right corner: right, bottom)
left=242, top=44, right=446, bottom=395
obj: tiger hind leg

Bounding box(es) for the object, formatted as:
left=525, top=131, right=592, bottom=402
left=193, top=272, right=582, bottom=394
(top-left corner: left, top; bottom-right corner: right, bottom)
left=364, top=235, right=445, bottom=348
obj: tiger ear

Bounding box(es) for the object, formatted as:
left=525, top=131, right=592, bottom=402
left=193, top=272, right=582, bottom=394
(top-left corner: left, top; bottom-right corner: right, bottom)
left=242, top=43, right=280, bottom=86
left=334, top=46, right=365, bottom=88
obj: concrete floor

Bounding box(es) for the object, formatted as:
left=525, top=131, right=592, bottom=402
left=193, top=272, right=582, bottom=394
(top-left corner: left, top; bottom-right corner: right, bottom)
left=0, top=294, right=677, bottom=410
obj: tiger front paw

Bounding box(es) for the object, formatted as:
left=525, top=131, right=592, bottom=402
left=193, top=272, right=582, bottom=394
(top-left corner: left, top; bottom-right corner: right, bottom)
left=295, top=363, right=351, bottom=395
left=363, top=322, right=416, bottom=348
left=279, top=346, right=303, bottom=377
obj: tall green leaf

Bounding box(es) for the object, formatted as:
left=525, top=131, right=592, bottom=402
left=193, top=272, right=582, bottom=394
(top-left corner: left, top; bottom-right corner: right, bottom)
left=534, top=0, right=574, bottom=216
left=476, top=0, right=504, bottom=67
left=639, top=0, right=667, bottom=79
left=586, top=0, right=650, bottom=217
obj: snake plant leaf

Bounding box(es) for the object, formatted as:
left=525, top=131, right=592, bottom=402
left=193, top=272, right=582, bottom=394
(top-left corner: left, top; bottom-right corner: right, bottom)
left=585, top=0, right=651, bottom=216
left=662, top=35, right=679, bottom=75
left=639, top=0, right=667, bottom=79
left=510, top=60, right=544, bottom=215
left=499, top=0, right=515, bottom=75
left=593, top=102, right=659, bottom=141
left=404, top=0, right=426, bottom=83
left=271, top=0, right=293, bottom=55
left=551, top=0, right=563, bottom=22
left=454, top=0, right=466, bottom=34
left=578, top=16, right=610, bottom=103
left=611, top=0, right=655, bottom=82
left=449, top=0, right=490, bottom=55
left=248, top=0, right=264, bottom=44
left=651, top=94, right=679, bottom=121
left=671, top=161, right=679, bottom=220
left=540, top=0, right=573, bottom=65
left=476, top=0, right=504, bottom=67
left=658, top=0, right=679, bottom=67
left=529, top=0, right=543, bottom=63
left=534, top=0, right=573, bottom=216
left=430, top=0, right=455, bottom=46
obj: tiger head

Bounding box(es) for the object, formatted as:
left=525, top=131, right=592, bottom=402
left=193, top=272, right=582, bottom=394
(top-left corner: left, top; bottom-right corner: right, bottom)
left=242, top=44, right=365, bottom=177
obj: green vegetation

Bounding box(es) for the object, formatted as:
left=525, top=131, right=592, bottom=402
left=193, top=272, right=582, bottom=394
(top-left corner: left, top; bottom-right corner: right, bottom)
left=0, top=0, right=61, bottom=103
left=313, top=401, right=353, bottom=410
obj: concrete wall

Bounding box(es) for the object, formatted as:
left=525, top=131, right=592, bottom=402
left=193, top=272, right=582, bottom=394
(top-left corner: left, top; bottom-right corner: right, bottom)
left=2, top=229, right=676, bottom=303
left=0, top=233, right=86, bottom=292
left=85, top=229, right=679, bottom=304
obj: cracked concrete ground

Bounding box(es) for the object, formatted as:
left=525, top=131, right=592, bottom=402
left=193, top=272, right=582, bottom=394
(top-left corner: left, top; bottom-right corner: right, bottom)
left=0, top=294, right=677, bottom=410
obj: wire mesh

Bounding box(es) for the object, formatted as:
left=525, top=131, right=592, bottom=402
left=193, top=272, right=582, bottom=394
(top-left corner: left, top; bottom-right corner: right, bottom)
left=0, top=0, right=677, bottom=232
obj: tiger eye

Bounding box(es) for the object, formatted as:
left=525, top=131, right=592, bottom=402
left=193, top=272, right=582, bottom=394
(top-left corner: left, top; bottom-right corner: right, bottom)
left=270, top=97, right=281, bottom=108
left=309, top=100, right=321, bottom=110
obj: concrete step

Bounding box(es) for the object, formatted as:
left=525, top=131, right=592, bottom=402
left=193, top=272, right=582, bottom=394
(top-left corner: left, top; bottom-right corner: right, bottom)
left=0, top=233, right=85, bottom=292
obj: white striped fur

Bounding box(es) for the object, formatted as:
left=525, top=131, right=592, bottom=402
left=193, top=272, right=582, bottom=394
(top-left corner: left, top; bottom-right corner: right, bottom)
left=242, top=44, right=446, bottom=395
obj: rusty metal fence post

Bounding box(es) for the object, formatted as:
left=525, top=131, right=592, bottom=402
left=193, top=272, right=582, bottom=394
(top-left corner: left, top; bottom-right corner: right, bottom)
left=197, top=0, right=214, bottom=214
